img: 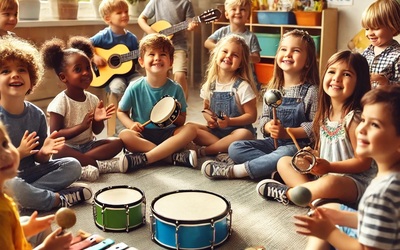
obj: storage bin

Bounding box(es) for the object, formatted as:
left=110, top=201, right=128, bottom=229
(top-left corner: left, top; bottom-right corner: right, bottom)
left=311, top=35, right=320, bottom=54
left=58, top=0, right=79, bottom=20
left=256, top=33, right=280, bottom=57
left=294, top=11, right=322, bottom=26
left=255, top=63, right=274, bottom=85
left=256, top=11, right=296, bottom=25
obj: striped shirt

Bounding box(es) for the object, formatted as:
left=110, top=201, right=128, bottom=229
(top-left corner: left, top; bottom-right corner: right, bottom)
left=358, top=172, right=400, bottom=249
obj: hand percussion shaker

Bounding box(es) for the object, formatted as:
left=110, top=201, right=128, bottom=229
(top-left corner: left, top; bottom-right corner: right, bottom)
left=264, top=89, right=283, bottom=148
left=55, top=207, right=77, bottom=234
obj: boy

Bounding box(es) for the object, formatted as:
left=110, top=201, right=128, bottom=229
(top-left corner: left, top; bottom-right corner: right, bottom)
left=91, top=0, right=141, bottom=136
left=361, top=0, right=400, bottom=87
left=0, top=36, right=92, bottom=211
left=117, top=33, right=197, bottom=170
left=294, top=86, right=400, bottom=249
left=137, top=0, right=198, bottom=99
left=0, top=0, right=18, bottom=36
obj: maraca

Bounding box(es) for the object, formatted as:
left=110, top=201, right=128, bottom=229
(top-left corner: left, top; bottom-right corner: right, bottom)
left=264, top=89, right=283, bottom=148
left=290, top=186, right=312, bottom=207
left=55, top=207, right=76, bottom=234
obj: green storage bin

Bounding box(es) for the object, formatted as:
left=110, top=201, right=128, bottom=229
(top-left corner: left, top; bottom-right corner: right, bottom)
left=311, top=35, right=320, bottom=54
left=256, top=33, right=281, bottom=57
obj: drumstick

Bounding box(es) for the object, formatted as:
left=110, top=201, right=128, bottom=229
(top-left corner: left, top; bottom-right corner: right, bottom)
left=286, top=128, right=301, bottom=150
left=55, top=207, right=76, bottom=235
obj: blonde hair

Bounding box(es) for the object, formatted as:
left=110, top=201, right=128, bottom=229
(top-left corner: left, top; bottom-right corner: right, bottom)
left=0, top=36, right=43, bottom=95
left=99, top=0, right=129, bottom=19
left=0, top=0, right=18, bottom=11
left=224, top=0, right=251, bottom=11
left=139, top=33, right=175, bottom=60
left=361, top=0, right=400, bottom=37
left=203, top=34, right=256, bottom=93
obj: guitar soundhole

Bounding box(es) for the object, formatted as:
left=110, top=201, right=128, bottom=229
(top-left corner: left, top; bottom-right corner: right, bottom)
left=109, top=55, right=121, bottom=68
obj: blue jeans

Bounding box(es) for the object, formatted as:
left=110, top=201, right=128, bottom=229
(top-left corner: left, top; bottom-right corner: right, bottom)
left=5, top=157, right=81, bottom=211
left=229, top=138, right=299, bottom=179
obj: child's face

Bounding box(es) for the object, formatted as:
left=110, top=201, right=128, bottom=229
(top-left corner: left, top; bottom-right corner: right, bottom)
left=105, top=8, right=129, bottom=29
left=365, top=27, right=395, bottom=49
left=0, top=5, right=18, bottom=35
left=356, top=103, right=400, bottom=163
left=225, top=4, right=250, bottom=25
left=0, top=129, right=19, bottom=183
left=59, top=54, right=93, bottom=90
left=276, top=36, right=308, bottom=75
left=322, top=60, right=357, bottom=103
left=0, top=60, right=32, bottom=98
left=138, top=48, right=173, bottom=77
left=216, top=41, right=243, bottom=73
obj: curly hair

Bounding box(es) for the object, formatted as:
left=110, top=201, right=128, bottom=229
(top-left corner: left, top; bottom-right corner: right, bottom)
left=0, top=36, right=43, bottom=95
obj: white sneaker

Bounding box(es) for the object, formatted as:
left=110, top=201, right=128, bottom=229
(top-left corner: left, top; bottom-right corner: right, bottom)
left=97, top=157, right=128, bottom=173
left=79, top=165, right=99, bottom=182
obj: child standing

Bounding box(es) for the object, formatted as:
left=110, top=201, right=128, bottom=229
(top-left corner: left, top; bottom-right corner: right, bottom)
left=294, top=86, right=400, bottom=250
left=42, top=36, right=125, bottom=182
left=201, top=29, right=319, bottom=180
left=258, top=51, right=377, bottom=207
left=0, top=0, right=18, bottom=36
left=361, top=0, right=400, bottom=88
left=0, top=122, right=73, bottom=249
left=91, top=0, right=141, bottom=136
left=0, top=36, right=92, bottom=210
left=117, top=33, right=198, bottom=170
left=137, top=0, right=198, bottom=98
left=188, top=34, right=257, bottom=158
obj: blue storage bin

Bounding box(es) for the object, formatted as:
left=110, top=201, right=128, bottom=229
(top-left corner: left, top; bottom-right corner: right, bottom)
left=256, top=11, right=296, bottom=25
left=256, top=33, right=281, bottom=57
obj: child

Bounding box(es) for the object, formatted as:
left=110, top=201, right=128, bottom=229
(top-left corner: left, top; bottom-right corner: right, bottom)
left=361, top=0, right=400, bottom=88
left=257, top=51, right=377, bottom=207
left=188, top=34, right=257, bottom=158
left=204, top=0, right=261, bottom=88
left=0, top=121, right=73, bottom=249
left=0, top=0, right=18, bottom=36
left=294, top=86, right=400, bottom=250
left=0, top=36, right=92, bottom=210
left=117, top=33, right=198, bottom=170
left=91, top=0, right=141, bottom=136
left=137, top=0, right=198, bottom=98
left=42, top=36, right=125, bottom=182
left=201, top=29, right=319, bottom=180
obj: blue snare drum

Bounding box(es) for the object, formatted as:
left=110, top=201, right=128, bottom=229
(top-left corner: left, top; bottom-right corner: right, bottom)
left=150, top=190, right=232, bottom=249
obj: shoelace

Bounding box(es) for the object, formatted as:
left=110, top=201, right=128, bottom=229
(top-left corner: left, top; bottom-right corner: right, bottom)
left=61, top=190, right=82, bottom=206
left=128, top=153, right=146, bottom=167
left=173, top=152, right=189, bottom=165
left=211, top=163, right=231, bottom=177
left=104, top=159, right=119, bottom=172
left=266, top=185, right=289, bottom=205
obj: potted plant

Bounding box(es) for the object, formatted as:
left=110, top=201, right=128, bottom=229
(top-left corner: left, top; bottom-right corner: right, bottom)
left=57, top=0, right=79, bottom=20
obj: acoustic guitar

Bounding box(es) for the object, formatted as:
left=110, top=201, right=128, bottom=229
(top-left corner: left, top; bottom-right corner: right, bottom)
left=90, top=44, right=139, bottom=88
left=150, top=8, right=222, bottom=39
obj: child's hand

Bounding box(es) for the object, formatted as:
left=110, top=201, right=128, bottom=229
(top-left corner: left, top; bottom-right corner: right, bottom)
left=269, top=120, right=284, bottom=139
left=94, top=101, right=115, bottom=121
left=81, top=111, right=94, bottom=129
left=93, top=54, right=106, bottom=67
left=18, top=130, right=40, bottom=158
left=41, top=131, right=65, bottom=155
left=36, top=227, right=72, bottom=250
left=130, top=122, right=145, bottom=132
left=187, top=20, right=199, bottom=31
left=294, top=207, right=337, bottom=240
left=370, top=73, right=389, bottom=88
left=311, top=158, right=330, bottom=176
left=24, top=211, right=54, bottom=238
left=217, top=114, right=229, bottom=128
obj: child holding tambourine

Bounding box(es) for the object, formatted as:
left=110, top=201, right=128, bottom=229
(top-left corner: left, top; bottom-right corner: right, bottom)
left=117, top=33, right=198, bottom=170
left=257, top=51, right=377, bottom=208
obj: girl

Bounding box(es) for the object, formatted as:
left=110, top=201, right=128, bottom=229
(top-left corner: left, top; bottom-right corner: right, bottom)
left=257, top=51, right=377, bottom=208
left=42, top=36, right=125, bottom=182
left=0, top=122, right=72, bottom=249
left=201, top=29, right=319, bottom=180
left=0, top=0, right=18, bottom=36
left=188, top=34, right=258, bottom=161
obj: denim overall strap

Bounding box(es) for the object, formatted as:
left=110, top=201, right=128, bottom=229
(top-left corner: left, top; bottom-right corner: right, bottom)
left=209, top=78, right=243, bottom=118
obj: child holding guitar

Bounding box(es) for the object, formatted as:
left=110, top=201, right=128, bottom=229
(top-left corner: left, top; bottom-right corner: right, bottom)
left=90, top=0, right=141, bottom=136
left=137, top=0, right=198, bottom=99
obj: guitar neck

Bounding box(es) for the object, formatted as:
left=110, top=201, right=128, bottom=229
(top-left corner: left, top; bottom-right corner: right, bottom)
left=159, top=17, right=199, bottom=37
left=121, top=50, right=140, bottom=62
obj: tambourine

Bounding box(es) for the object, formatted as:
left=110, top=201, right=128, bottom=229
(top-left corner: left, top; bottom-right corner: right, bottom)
left=291, top=148, right=317, bottom=174
left=142, top=95, right=181, bottom=128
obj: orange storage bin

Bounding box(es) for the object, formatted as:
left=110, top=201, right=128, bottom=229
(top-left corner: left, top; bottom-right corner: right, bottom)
left=255, top=63, right=274, bottom=85
left=294, top=11, right=322, bottom=26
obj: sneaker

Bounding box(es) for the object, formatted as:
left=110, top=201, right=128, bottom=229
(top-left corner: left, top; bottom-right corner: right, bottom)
left=201, top=160, right=233, bottom=179
left=97, top=157, right=128, bottom=173
left=59, top=183, right=93, bottom=207
left=172, top=150, right=197, bottom=168
left=271, top=171, right=284, bottom=184
left=123, top=152, right=147, bottom=171
left=256, top=179, right=289, bottom=205
left=79, top=165, right=99, bottom=182
left=215, top=153, right=234, bottom=165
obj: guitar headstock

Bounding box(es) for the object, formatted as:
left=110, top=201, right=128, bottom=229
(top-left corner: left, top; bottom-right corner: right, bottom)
left=197, top=9, right=222, bottom=24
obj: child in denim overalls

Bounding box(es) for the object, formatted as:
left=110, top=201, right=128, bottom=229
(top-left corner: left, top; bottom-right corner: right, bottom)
left=188, top=34, right=258, bottom=159
left=201, top=29, right=319, bottom=180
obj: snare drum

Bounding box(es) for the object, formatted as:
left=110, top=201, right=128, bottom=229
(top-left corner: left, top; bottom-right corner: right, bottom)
left=92, top=186, right=145, bottom=232
left=150, top=190, right=232, bottom=249
left=150, top=96, right=181, bottom=128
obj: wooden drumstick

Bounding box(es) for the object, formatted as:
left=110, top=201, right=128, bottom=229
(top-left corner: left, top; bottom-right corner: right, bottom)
left=286, top=127, right=301, bottom=150
left=264, top=89, right=283, bottom=149
left=55, top=207, right=76, bottom=234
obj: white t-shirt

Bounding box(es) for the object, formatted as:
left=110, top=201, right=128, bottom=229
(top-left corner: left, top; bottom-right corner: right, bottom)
left=200, top=80, right=256, bottom=106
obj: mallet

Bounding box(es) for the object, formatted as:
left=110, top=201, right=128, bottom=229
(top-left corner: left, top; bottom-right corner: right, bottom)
left=264, top=89, right=283, bottom=148
left=55, top=207, right=77, bottom=234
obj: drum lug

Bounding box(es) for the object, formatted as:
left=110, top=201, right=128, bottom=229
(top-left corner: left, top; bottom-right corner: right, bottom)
left=125, top=204, right=130, bottom=233
left=101, top=205, right=106, bottom=232
left=175, top=222, right=181, bottom=250
left=228, top=208, right=233, bottom=235
left=150, top=214, right=155, bottom=239
left=211, top=219, right=215, bottom=250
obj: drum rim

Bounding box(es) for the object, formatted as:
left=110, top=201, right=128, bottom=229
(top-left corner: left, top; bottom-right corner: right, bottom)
left=150, top=189, right=231, bottom=224
left=94, top=185, right=145, bottom=208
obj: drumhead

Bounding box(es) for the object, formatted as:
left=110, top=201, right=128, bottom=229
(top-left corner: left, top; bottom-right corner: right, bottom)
left=95, top=186, right=143, bottom=207
left=150, top=97, right=176, bottom=123
left=152, top=190, right=229, bottom=222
